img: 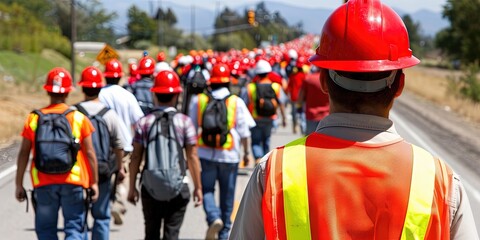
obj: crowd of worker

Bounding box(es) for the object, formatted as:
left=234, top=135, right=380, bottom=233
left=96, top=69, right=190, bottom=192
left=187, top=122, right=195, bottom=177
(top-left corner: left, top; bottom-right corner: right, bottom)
left=15, top=32, right=330, bottom=240
left=14, top=0, right=479, bottom=239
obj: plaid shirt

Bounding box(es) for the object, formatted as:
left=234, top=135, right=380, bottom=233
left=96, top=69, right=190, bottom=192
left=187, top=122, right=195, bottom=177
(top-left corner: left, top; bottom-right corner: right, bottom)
left=133, top=107, right=197, bottom=148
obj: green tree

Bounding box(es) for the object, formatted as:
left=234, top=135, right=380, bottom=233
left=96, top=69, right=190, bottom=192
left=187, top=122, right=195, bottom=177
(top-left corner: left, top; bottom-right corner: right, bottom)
left=435, top=0, right=480, bottom=65
left=402, top=14, right=424, bottom=57
left=127, top=5, right=156, bottom=48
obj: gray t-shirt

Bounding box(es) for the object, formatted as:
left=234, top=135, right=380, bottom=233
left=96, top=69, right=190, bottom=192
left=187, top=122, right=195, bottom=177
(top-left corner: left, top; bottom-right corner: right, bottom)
left=72, top=100, right=127, bottom=151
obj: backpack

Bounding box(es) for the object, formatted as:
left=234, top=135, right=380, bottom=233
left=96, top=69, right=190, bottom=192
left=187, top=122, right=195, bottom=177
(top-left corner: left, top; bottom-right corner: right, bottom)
left=74, top=104, right=115, bottom=183
left=33, top=109, right=80, bottom=174
left=142, top=110, right=186, bottom=201
left=201, top=94, right=232, bottom=148
left=255, top=83, right=279, bottom=117
left=186, top=69, right=207, bottom=94
left=132, top=78, right=154, bottom=114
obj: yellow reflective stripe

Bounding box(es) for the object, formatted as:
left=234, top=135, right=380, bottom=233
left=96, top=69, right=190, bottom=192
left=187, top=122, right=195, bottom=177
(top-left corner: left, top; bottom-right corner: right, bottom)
left=283, top=137, right=311, bottom=240
left=29, top=114, right=39, bottom=131
left=247, top=84, right=258, bottom=118
left=32, top=167, right=39, bottom=185
left=198, top=94, right=209, bottom=126
left=72, top=111, right=83, bottom=139
left=226, top=95, right=237, bottom=129
left=401, top=145, right=436, bottom=240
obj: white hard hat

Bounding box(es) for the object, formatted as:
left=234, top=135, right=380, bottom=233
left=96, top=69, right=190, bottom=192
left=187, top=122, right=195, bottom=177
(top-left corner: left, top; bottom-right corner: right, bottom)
left=255, top=59, right=272, bottom=75
left=154, top=62, right=172, bottom=75
left=288, top=49, right=298, bottom=59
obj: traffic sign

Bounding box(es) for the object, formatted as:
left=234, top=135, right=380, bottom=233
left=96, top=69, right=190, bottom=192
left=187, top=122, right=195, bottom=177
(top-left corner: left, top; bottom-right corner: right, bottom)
left=96, top=44, right=119, bottom=65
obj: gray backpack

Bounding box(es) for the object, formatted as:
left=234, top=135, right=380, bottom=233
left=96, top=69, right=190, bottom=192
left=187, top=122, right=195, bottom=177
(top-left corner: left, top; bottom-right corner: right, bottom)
left=142, top=110, right=186, bottom=201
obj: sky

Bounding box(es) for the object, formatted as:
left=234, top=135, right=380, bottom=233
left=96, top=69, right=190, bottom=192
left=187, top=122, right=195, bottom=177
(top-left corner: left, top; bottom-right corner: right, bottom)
left=145, top=0, right=446, bottom=13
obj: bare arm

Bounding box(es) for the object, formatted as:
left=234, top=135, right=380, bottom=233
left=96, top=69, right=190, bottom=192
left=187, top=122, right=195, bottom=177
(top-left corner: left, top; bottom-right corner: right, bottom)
left=128, top=142, right=144, bottom=205
left=241, top=137, right=253, bottom=166
left=15, top=138, right=31, bottom=202
left=113, top=148, right=125, bottom=182
left=82, top=135, right=99, bottom=202
left=185, top=144, right=203, bottom=207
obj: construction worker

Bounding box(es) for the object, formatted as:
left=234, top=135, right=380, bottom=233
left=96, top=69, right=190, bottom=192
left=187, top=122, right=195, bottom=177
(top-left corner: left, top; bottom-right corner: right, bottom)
left=241, top=59, right=286, bottom=165
left=74, top=66, right=127, bottom=240
left=231, top=0, right=479, bottom=239
left=99, top=58, right=144, bottom=225
left=128, top=70, right=203, bottom=240
left=296, top=66, right=329, bottom=135
left=188, top=63, right=254, bottom=240
left=15, top=67, right=99, bottom=240
left=128, top=55, right=156, bottom=115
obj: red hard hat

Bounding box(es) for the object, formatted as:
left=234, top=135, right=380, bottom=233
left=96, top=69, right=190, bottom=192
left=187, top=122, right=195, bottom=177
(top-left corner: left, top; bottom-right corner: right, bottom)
left=193, top=55, right=203, bottom=65
left=79, top=66, right=104, bottom=88
left=309, top=0, right=420, bottom=72
left=296, top=56, right=307, bottom=68
left=157, top=52, right=166, bottom=62
left=151, top=70, right=183, bottom=93
left=209, top=63, right=231, bottom=84
left=104, top=59, right=124, bottom=78
left=137, top=56, right=156, bottom=75
left=129, top=63, right=138, bottom=75
left=44, top=67, right=74, bottom=93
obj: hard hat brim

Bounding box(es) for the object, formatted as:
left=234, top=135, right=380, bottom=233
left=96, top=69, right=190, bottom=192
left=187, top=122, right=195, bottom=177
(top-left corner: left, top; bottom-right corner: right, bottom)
left=309, top=54, right=420, bottom=72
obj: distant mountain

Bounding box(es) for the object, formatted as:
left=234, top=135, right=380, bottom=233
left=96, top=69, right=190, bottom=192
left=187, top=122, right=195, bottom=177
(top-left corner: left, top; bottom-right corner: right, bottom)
left=105, top=1, right=448, bottom=38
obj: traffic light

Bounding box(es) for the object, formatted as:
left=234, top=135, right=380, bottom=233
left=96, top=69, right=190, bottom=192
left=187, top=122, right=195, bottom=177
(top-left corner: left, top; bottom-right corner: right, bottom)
left=248, top=10, right=255, bottom=26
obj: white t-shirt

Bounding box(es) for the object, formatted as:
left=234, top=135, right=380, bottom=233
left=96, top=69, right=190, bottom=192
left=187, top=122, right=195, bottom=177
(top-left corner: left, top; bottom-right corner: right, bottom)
left=99, top=84, right=144, bottom=152
left=188, top=87, right=256, bottom=163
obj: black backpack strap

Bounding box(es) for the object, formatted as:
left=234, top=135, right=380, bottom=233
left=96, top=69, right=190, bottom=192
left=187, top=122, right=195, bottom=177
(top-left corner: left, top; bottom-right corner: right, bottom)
left=73, top=103, right=88, bottom=116
left=96, top=107, right=110, bottom=117
left=166, top=111, right=187, bottom=177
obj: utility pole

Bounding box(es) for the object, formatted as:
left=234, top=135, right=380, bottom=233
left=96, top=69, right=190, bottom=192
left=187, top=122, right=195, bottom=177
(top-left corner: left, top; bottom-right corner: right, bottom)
left=71, top=0, right=76, bottom=83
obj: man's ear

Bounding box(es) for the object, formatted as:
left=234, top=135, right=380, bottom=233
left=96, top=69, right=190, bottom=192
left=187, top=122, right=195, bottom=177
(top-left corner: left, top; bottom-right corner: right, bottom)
left=394, top=72, right=405, bottom=98
left=319, top=69, right=329, bottom=94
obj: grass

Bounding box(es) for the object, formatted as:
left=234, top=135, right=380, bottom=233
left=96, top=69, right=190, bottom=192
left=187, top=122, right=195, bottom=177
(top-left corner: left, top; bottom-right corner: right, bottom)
left=404, top=66, right=480, bottom=125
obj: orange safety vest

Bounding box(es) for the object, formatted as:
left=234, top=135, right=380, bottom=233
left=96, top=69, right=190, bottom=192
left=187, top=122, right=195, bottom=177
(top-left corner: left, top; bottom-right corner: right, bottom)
left=197, top=93, right=238, bottom=150
left=247, top=81, right=282, bottom=119
left=262, top=133, right=452, bottom=240
left=28, top=110, right=92, bottom=189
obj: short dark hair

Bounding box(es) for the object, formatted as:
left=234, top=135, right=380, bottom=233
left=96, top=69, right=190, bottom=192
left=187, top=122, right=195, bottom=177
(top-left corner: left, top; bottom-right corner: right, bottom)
left=210, top=82, right=230, bottom=90
left=82, top=87, right=101, bottom=97
left=325, top=69, right=402, bottom=112
left=257, top=73, right=268, bottom=79
left=48, top=92, right=68, bottom=98
left=105, top=77, right=120, bottom=85
left=155, top=93, right=176, bottom=103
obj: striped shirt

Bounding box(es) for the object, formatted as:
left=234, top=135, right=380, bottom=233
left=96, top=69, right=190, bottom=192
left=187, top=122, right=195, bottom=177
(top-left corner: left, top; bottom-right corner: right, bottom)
left=133, top=106, right=197, bottom=148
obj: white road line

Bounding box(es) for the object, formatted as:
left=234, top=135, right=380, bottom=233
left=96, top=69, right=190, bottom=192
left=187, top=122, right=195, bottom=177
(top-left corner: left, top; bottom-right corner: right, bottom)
left=391, top=111, right=480, bottom=203
left=0, top=165, right=17, bottom=181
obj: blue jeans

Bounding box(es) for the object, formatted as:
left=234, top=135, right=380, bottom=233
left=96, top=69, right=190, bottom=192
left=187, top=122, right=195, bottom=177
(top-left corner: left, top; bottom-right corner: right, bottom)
left=250, top=123, right=273, bottom=159
left=34, top=184, right=86, bottom=240
left=200, top=159, right=238, bottom=240
left=85, top=180, right=111, bottom=240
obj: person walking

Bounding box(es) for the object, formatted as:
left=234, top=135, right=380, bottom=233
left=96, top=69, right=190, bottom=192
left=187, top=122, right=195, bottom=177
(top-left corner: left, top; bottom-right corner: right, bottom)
left=241, top=59, right=286, bottom=165
left=128, top=70, right=203, bottom=240
left=99, top=58, right=144, bottom=225
left=188, top=63, right=254, bottom=240
left=15, top=67, right=99, bottom=240
left=128, top=55, right=157, bottom=115
left=296, top=66, right=329, bottom=135
left=231, top=0, right=479, bottom=239
left=74, top=66, right=127, bottom=240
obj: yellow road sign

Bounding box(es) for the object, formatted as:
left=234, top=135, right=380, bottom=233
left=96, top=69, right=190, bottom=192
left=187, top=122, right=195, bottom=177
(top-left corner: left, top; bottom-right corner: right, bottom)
left=96, top=44, right=119, bottom=65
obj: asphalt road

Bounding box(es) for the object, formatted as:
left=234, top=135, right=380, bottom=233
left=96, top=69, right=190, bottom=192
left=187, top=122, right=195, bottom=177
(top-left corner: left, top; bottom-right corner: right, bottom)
left=0, top=91, right=479, bottom=239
